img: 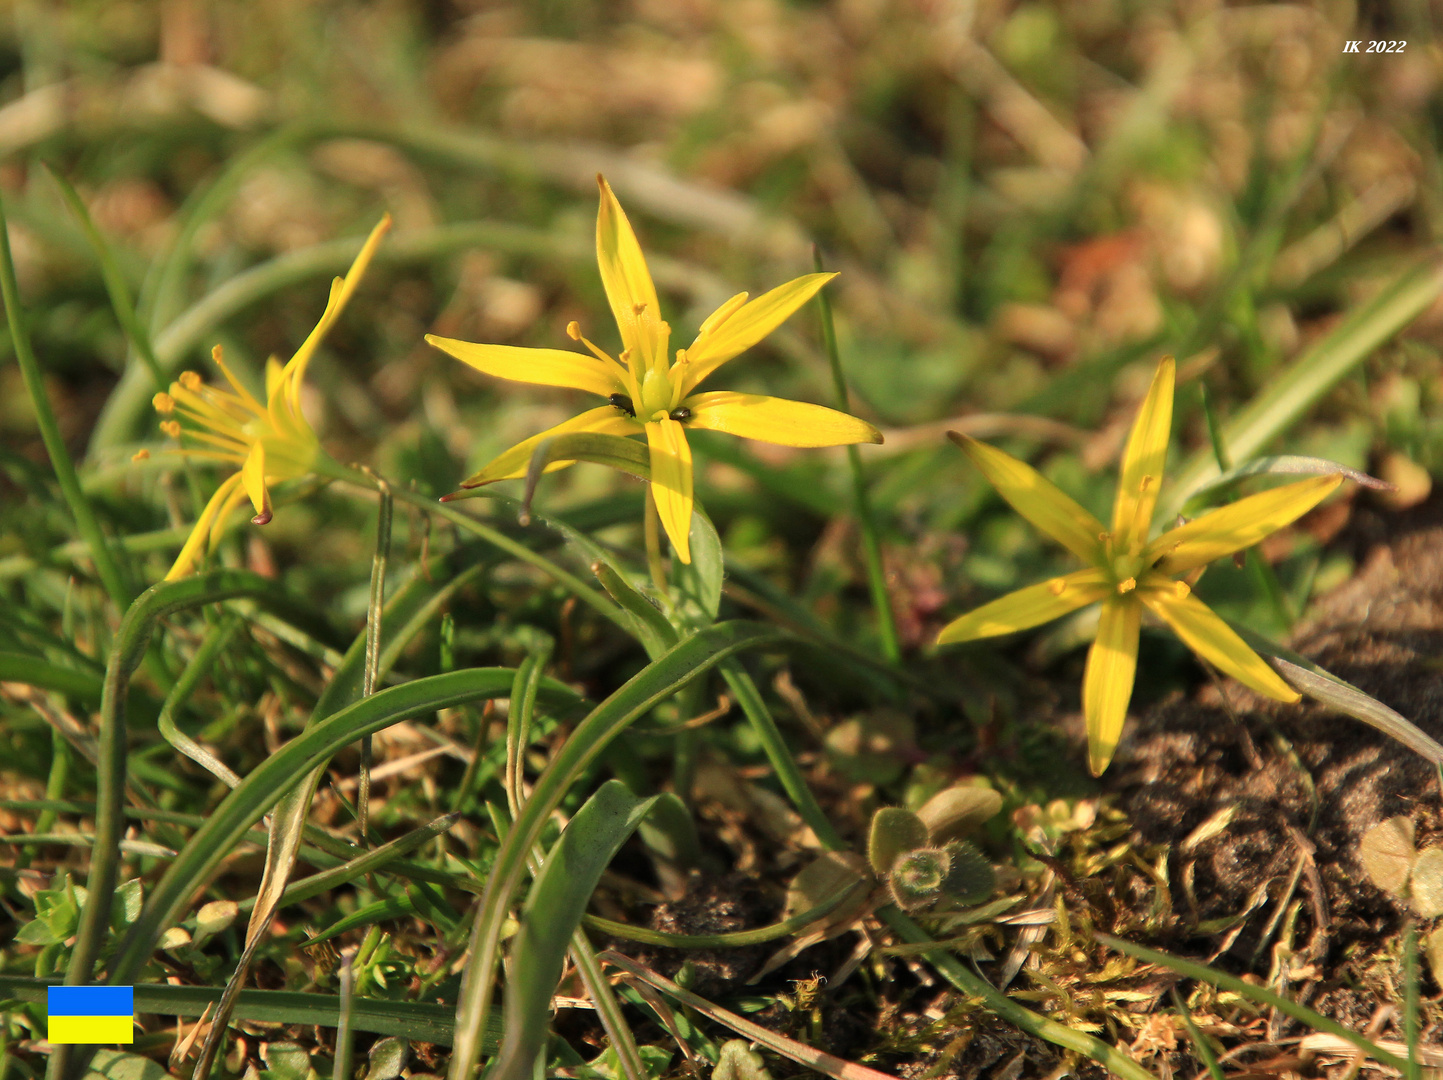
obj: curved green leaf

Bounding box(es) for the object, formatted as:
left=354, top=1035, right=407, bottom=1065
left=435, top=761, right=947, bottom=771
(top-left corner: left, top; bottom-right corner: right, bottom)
left=492, top=781, right=660, bottom=1080
left=520, top=432, right=651, bottom=524
left=448, top=620, right=785, bottom=1080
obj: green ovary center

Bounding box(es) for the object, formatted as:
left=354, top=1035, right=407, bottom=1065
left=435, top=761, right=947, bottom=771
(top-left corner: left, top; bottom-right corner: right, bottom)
left=639, top=369, right=673, bottom=420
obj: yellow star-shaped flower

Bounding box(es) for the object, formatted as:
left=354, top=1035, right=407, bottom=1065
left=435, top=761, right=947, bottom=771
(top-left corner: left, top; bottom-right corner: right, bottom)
left=937, top=357, right=1343, bottom=775
left=426, top=176, right=882, bottom=563
left=152, top=215, right=391, bottom=580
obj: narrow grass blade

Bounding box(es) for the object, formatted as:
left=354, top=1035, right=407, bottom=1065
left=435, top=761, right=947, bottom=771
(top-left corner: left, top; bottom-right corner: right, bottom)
left=109, top=668, right=580, bottom=983
left=582, top=885, right=864, bottom=948
left=602, top=950, right=902, bottom=1080
left=0, top=976, right=493, bottom=1047
left=506, top=638, right=554, bottom=820
left=1096, top=933, right=1406, bottom=1070
left=491, top=780, right=661, bottom=1080
left=813, top=248, right=898, bottom=663
left=1162, top=256, right=1443, bottom=522
left=358, top=482, right=394, bottom=839
left=1170, top=988, right=1225, bottom=1080
left=720, top=660, right=844, bottom=851
left=1405, top=923, right=1421, bottom=1080
left=447, top=621, right=785, bottom=1080
left=333, top=947, right=358, bottom=1080
left=156, top=620, right=243, bottom=788
left=0, top=189, right=132, bottom=609
left=569, top=929, right=648, bottom=1080
left=1182, top=455, right=1388, bottom=510
left=0, top=653, right=103, bottom=703
left=520, top=433, right=651, bottom=524
left=1227, top=620, right=1443, bottom=764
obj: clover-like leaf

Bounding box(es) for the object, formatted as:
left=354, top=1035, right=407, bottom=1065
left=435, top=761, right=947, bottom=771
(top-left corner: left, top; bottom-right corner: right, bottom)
left=1359, top=816, right=1415, bottom=897
left=939, top=840, right=996, bottom=906
left=1410, top=847, right=1443, bottom=917
left=889, top=848, right=951, bottom=911
left=916, top=785, right=1003, bottom=845
left=869, top=807, right=928, bottom=876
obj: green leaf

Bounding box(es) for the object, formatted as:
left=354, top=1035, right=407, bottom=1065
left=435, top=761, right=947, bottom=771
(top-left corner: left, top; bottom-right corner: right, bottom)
left=491, top=780, right=661, bottom=1080
left=0, top=975, right=492, bottom=1047
left=869, top=808, right=927, bottom=876
left=1180, top=455, right=1388, bottom=511
left=521, top=433, right=651, bottom=524
left=82, top=1050, right=170, bottom=1080
left=1227, top=621, right=1443, bottom=765
left=676, top=508, right=724, bottom=623
left=591, top=561, right=677, bottom=658
left=448, top=621, right=785, bottom=1080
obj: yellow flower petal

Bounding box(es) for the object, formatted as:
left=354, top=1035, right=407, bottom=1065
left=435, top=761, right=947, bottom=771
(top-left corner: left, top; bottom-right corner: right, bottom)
left=1145, top=474, right=1342, bottom=575
left=165, top=472, right=244, bottom=581
left=426, top=336, right=623, bottom=398
left=274, top=215, right=391, bottom=421
left=646, top=418, right=693, bottom=564
left=936, top=567, right=1112, bottom=645
left=683, top=391, right=882, bottom=447
left=596, top=176, right=668, bottom=374
left=241, top=441, right=272, bottom=524
left=458, top=406, right=643, bottom=487
left=1138, top=577, right=1298, bottom=702
left=679, top=273, right=838, bottom=395
left=1084, top=596, right=1142, bottom=776
left=1110, top=356, right=1174, bottom=553
left=264, top=356, right=285, bottom=401
left=950, top=433, right=1106, bottom=565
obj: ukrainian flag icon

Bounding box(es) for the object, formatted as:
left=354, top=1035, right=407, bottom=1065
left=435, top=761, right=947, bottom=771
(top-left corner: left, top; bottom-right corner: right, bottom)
left=46, top=986, right=135, bottom=1044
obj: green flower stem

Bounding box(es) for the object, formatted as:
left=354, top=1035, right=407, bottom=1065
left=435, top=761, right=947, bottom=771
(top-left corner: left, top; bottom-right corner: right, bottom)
left=48, top=570, right=283, bottom=1080
left=322, top=461, right=627, bottom=634
left=0, top=190, right=133, bottom=611
left=358, top=480, right=394, bottom=840
left=813, top=248, right=899, bottom=664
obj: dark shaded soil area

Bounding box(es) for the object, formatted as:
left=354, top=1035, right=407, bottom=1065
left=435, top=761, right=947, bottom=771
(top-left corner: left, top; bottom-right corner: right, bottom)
left=1115, top=492, right=1443, bottom=1040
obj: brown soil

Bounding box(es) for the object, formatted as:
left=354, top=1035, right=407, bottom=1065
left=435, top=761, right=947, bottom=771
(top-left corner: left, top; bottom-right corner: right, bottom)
left=1113, top=492, right=1443, bottom=1051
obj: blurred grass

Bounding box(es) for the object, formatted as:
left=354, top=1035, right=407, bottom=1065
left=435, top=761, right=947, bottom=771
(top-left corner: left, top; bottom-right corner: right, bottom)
left=2, top=0, right=1441, bottom=1077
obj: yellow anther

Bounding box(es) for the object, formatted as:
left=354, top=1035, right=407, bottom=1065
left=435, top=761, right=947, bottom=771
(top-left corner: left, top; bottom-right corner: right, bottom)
left=631, top=302, right=647, bottom=315
left=131, top=448, right=150, bottom=461
left=1173, top=580, right=1191, bottom=598
left=161, top=420, right=182, bottom=438
left=1138, top=474, right=1153, bottom=492
left=153, top=392, right=176, bottom=414
left=1116, top=577, right=1136, bottom=594
left=1048, top=579, right=1066, bottom=596
left=179, top=371, right=202, bottom=391
left=1098, top=531, right=1111, bottom=544
left=566, top=321, right=582, bottom=341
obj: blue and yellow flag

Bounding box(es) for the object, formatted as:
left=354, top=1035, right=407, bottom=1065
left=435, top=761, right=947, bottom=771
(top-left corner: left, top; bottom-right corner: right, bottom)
left=46, top=986, right=134, bottom=1044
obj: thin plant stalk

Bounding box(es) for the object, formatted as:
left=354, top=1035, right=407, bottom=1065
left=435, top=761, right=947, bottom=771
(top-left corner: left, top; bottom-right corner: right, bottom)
left=813, top=247, right=898, bottom=663
left=0, top=191, right=132, bottom=611
left=333, top=947, right=358, bottom=1080
left=1405, top=923, right=1421, bottom=1080
left=720, top=660, right=844, bottom=851
left=643, top=486, right=668, bottom=598
left=358, top=480, right=394, bottom=840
